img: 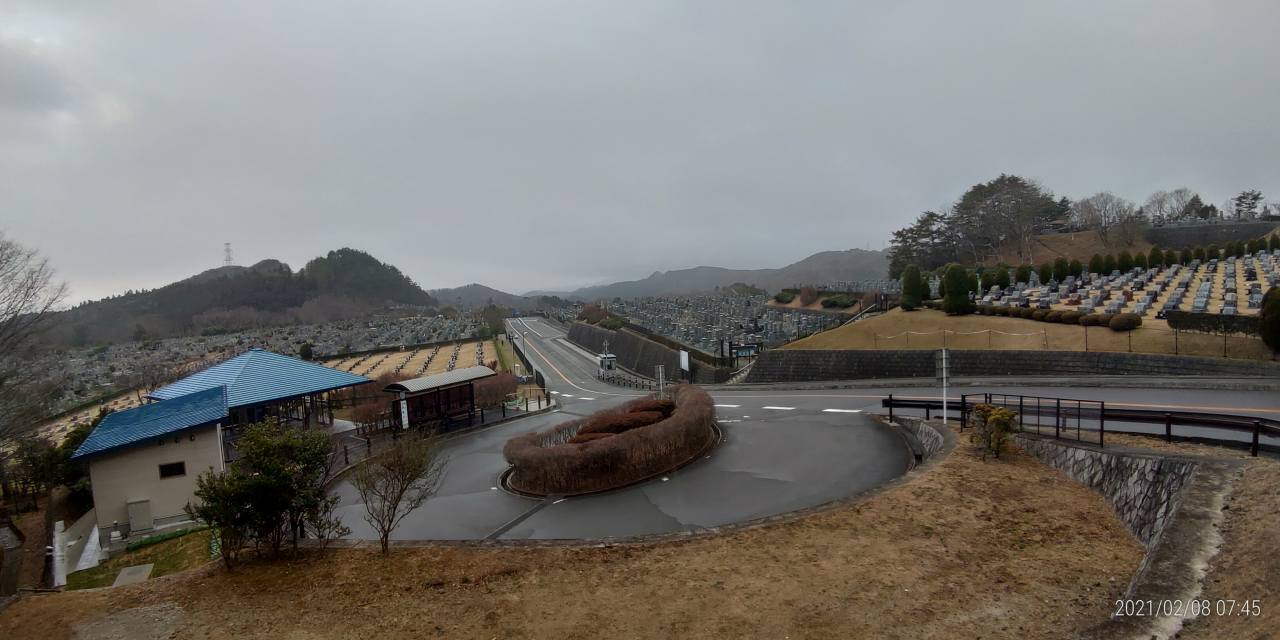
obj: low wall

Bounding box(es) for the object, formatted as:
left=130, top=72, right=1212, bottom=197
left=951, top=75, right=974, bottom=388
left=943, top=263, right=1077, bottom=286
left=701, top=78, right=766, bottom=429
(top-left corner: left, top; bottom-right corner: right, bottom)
left=745, top=349, right=1280, bottom=383
left=1145, top=220, right=1279, bottom=250
left=887, top=416, right=946, bottom=461
left=567, top=322, right=731, bottom=384
left=1013, top=436, right=1195, bottom=547
left=1013, top=435, right=1240, bottom=639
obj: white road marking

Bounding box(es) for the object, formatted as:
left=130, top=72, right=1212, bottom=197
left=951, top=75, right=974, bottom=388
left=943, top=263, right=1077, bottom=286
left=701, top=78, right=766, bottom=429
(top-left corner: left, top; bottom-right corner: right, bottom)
left=560, top=395, right=575, bottom=399
left=714, top=404, right=741, bottom=408
left=550, top=391, right=561, bottom=395
left=822, top=408, right=863, bottom=413
left=762, top=406, right=795, bottom=411
left=578, top=397, right=594, bottom=401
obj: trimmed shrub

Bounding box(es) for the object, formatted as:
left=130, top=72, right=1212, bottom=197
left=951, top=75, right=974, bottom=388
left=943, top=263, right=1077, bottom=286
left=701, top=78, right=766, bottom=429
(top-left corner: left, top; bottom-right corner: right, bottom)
left=577, top=411, right=666, bottom=436
left=900, top=265, right=924, bottom=310
left=503, top=386, right=718, bottom=495
left=1260, top=287, right=1280, bottom=352
left=625, top=399, right=676, bottom=415
left=1059, top=310, right=1083, bottom=325
left=942, top=264, right=972, bottom=315
left=773, top=291, right=795, bottom=304
left=567, top=432, right=614, bottom=444
left=1044, top=310, right=1063, bottom=323
left=992, top=306, right=1010, bottom=317
left=1031, top=309, right=1048, bottom=321
left=1109, top=313, right=1141, bottom=331
left=1080, top=313, right=1113, bottom=327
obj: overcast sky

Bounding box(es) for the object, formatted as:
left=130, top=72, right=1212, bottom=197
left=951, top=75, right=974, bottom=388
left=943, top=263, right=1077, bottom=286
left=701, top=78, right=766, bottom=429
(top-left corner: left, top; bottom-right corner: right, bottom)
left=3, top=1, right=1278, bottom=303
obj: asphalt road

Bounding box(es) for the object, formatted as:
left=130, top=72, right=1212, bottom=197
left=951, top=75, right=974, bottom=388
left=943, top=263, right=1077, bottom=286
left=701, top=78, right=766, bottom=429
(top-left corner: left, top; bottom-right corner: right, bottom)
left=331, top=317, right=1280, bottom=542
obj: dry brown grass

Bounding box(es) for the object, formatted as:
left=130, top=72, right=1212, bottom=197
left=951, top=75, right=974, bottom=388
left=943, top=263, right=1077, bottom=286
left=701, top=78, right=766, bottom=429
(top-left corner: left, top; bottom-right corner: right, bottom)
left=787, top=308, right=1273, bottom=360
left=984, top=230, right=1153, bottom=267
left=0, top=427, right=1148, bottom=640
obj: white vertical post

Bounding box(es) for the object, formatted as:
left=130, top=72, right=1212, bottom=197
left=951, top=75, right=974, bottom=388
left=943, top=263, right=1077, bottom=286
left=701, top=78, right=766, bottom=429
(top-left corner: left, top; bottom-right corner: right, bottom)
left=941, top=349, right=949, bottom=426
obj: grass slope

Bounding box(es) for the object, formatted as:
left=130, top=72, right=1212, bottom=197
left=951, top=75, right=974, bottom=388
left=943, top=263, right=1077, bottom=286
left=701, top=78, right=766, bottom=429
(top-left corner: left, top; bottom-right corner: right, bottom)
left=786, top=308, right=1272, bottom=359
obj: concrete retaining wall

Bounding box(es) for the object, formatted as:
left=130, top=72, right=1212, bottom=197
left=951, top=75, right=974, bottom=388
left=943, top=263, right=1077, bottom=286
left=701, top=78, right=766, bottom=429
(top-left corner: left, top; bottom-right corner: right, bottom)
left=1145, top=220, right=1279, bottom=250
left=1013, top=436, right=1196, bottom=548
left=745, top=349, right=1280, bottom=383
left=567, top=322, right=730, bottom=384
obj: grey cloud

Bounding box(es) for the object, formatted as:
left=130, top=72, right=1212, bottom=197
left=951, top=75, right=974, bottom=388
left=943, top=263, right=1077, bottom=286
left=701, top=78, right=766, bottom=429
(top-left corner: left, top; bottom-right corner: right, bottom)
left=1, top=1, right=1278, bottom=303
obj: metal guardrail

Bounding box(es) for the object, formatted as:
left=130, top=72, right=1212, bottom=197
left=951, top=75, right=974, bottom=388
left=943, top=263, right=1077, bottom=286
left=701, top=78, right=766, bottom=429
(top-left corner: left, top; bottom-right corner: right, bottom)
left=881, top=393, right=1280, bottom=456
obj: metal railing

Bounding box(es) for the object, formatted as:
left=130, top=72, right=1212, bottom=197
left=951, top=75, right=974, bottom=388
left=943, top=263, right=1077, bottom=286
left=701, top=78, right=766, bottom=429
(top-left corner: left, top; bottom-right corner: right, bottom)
left=881, top=393, right=1280, bottom=456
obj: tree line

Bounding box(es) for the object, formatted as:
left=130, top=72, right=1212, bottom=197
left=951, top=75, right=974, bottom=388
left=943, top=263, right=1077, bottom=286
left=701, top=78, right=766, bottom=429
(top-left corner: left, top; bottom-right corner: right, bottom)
left=888, top=175, right=1277, bottom=277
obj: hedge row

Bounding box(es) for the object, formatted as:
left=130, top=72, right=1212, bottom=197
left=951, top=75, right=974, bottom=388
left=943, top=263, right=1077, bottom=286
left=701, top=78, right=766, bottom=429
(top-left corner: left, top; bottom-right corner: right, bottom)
left=503, top=385, right=717, bottom=495
left=974, top=305, right=1143, bottom=332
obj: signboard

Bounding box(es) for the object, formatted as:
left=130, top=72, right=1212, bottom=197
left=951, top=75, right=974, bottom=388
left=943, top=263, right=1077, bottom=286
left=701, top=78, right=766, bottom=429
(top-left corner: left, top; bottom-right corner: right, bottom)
left=398, top=392, right=409, bottom=430
left=679, top=350, right=690, bottom=372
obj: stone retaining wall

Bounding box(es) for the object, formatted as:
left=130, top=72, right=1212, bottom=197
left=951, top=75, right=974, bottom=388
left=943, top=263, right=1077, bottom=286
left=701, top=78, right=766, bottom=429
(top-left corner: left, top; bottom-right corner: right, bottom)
left=1013, top=435, right=1196, bottom=547
left=889, top=416, right=946, bottom=461
left=745, top=349, right=1280, bottom=383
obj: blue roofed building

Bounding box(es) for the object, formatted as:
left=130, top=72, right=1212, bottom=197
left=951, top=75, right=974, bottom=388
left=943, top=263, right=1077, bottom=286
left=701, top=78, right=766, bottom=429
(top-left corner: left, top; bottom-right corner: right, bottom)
left=71, top=386, right=230, bottom=541
left=73, top=349, right=370, bottom=543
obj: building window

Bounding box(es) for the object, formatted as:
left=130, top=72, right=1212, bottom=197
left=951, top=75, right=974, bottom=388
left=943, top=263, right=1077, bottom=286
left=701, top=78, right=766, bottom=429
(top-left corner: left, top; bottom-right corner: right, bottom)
left=159, top=462, right=186, bottom=479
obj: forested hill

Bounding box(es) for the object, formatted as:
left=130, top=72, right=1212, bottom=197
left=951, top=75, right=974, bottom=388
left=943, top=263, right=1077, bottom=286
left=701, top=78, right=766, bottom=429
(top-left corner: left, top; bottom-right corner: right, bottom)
left=49, top=248, right=435, bottom=346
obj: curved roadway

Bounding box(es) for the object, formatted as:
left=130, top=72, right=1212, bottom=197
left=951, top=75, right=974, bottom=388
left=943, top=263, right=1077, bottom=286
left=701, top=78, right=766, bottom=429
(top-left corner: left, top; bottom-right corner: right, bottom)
left=331, top=316, right=1280, bottom=541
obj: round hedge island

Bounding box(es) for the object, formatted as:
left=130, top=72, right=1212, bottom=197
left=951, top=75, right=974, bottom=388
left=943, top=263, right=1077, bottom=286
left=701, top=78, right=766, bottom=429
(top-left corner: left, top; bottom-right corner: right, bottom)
left=502, top=384, right=719, bottom=496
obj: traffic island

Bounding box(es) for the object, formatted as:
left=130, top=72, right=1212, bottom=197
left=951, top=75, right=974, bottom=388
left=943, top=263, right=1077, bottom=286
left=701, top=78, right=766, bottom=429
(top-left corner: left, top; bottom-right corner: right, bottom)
left=502, top=384, right=719, bottom=496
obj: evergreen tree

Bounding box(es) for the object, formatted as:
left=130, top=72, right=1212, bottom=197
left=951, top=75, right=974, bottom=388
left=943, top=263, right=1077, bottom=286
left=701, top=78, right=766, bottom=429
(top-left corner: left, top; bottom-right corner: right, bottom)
left=1133, top=252, right=1147, bottom=270
left=1038, top=263, right=1052, bottom=283
left=1103, top=254, right=1117, bottom=274
left=995, top=266, right=1011, bottom=289
left=1148, top=246, right=1164, bottom=268
left=1088, top=254, right=1104, bottom=275
left=1165, top=249, right=1178, bottom=266
left=1014, top=265, right=1032, bottom=285
left=1193, top=246, right=1205, bottom=262
left=1262, top=287, right=1280, bottom=354
left=1052, top=257, right=1069, bottom=281
left=1118, top=251, right=1133, bottom=272
left=900, top=265, right=924, bottom=310
left=1069, top=259, right=1083, bottom=278
left=1205, top=244, right=1219, bottom=260
left=943, top=264, right=972, bottom=315
left=1270, top=234, right=1280, bottom=252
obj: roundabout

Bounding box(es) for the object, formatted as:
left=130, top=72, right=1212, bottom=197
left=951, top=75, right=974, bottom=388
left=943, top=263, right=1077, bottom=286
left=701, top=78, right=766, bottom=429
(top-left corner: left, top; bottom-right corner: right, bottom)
left=329, top=392, right=912, bottom=541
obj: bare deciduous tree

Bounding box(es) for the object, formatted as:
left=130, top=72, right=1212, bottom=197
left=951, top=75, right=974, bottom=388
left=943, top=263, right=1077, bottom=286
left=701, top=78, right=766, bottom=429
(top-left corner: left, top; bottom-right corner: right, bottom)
left=352, top=434, right=447, bottom=554
left=0, top=233, right=67, bottom=447
left=1072, top=192, right=1140, bottom=244
left=1144, top=188, right=1196, bottom=224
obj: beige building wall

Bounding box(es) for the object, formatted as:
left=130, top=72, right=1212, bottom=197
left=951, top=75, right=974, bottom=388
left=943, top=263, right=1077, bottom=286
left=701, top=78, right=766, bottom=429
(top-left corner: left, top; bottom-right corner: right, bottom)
left=88, top=423, right=223, bottom=537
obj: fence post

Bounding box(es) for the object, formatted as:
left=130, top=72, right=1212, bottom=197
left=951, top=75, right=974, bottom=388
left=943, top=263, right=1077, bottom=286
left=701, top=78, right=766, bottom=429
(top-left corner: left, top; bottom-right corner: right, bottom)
left=343, top=444, right=349, bottom=466
left=1098, top=402, right=1105, bottom=448
left=1165, top=413, right=1172, bottom=443
left=1055, top=398, right=1061, bottom=440
left=959, top=395, right=967, bottom=431
left=1018, top=396, right=1024, bottom=429
left=1252, top=421, right=1261, bottom=457
left=888, top=394, right=894, bottom=423
left=925, top=407, right=931, bottom=420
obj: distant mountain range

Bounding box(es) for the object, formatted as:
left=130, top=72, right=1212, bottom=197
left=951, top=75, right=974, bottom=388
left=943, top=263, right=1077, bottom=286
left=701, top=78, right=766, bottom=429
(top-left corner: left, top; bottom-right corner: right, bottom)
left=526, top=248, right=888, bottom=300
left=429, top=283, right=538, bottom=312
left=49, top=248, right=435, bottom=346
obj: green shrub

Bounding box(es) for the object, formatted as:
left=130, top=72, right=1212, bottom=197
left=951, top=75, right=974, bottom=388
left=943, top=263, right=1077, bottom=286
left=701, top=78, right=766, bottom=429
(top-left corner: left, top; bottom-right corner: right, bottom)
left=899, top=265, right=924, bottom=310
left=1108, top=313, right=1141, bottom=331
left=1261, top=287, right=1280, bottom=352
left=969, top=404, right=1017, bottom=460
left=943, top=264, right=972, bottom=315
left=1031, top=309, right=1048, bottom=321
left=1080, top=313, right=1113, bottom=327
left=992, top=306, right=1009, bottom=317
left=599, top=317, right=624, bottom=330
left=1044, top=310, right=1063, bottom=323
left=1059, top=310, right=1082, bottom=324
left=125, top=526, right=207, bottom=552
left=773, top=291, right=795, bottom=304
